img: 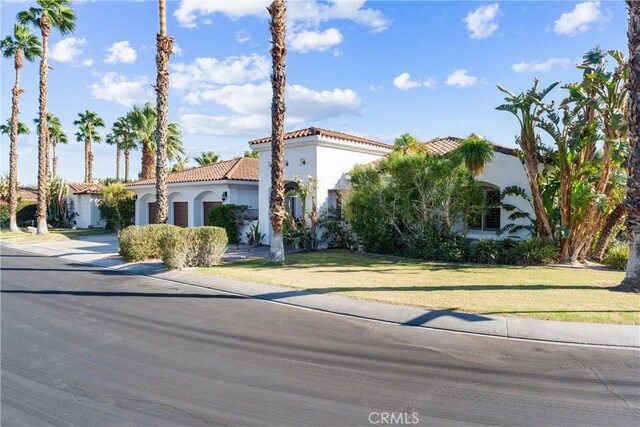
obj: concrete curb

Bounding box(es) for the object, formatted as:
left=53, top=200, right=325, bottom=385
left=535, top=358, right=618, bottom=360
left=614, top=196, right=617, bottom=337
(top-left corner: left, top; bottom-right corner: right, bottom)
left=3, top=241, right=639, bottom=349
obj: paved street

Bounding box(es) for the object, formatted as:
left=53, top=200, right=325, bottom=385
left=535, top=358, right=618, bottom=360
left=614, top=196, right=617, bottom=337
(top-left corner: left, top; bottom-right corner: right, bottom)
left=1, top=247, right=639, bottom=426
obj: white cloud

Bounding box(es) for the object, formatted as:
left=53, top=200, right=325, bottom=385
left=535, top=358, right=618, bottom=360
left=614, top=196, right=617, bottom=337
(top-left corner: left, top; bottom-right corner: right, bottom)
left=554, top=1, right=605, bottom=36
left=171, top=54, right=269, bottom=89
left=392, top=73, right=436, bottom=90
left=172, top=42, right=183, bottom=56
left=289, top=28, right=343, bottom=52
left=174, top=0, right=388, bottom=32
left=445, top=69, right=479, bottom=88
left=235, top=30, right=251, bottom=43
left=105, top=41, right=137, bottom=64
left=89, top=73, right=153, bottom=107
left=50, top=37, right=87, bottom=63
left=511, top=57, right=571, bottom=73
left=464, top=3, right=499, bottom=39
left=81, top=58, right=94, bottom=67
left=181, top=81, right=361, bottom=136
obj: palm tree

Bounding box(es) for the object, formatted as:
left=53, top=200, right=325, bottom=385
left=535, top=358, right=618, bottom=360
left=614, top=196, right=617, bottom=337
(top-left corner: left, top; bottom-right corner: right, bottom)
left=393, top=133, right=423, bottom=155
left=193, top=151, right=220, bottom=166
left=130, top=103, right=184, bottom=179
left=267, top=0, right=287, bottom=262
left=154, top=0, right=175, bottom=223
left=18, top=0, right=76, bottom=234
left=73, top=111, right=104, bottom=182
left=456, top=134, right=494, bottom=176
left=113, top=114, right=136, bottom=182
left=244, top=150, right=258, bottom=158
left=170, top=155, right=190, bottom=172
left=622, top=0, right=640, bottom=290
left=105, top=132, right=121, bottom=181
left=47, top=114, right=66, bottom=177
left=1, top=25, right=41, bottom=232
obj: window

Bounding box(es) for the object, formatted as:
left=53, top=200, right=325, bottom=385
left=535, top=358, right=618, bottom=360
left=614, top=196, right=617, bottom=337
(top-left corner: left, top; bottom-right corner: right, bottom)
left=468, top=187, right=501, bottom=232
left=284, top=182, right=299, bottom=218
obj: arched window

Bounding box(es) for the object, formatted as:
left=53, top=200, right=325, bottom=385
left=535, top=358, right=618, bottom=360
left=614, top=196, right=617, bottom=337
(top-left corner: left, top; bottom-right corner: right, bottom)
left=284, top=181, right=300, bottom=218
left=468, top=185, right=501, bottom=231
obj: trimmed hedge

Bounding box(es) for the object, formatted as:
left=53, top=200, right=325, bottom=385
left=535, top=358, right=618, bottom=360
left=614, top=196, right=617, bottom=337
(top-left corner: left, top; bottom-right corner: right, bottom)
left=161, top=226, right=228, bottom=269
left=118, top=224, right=228, bottom=269
left=118, top=224, right=180, bottom=262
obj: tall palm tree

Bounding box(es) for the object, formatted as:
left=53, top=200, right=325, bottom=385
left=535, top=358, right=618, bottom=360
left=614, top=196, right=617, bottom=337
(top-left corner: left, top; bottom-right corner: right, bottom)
left=154, top=0, right=175, bottom=223
left=1, top=25, right=41, bottom=232
left=170, top=155, right=190, bottom=172
left=623, top=0, right=640, bottom=290
left=105, top=132, right=121, bottom=181
left=119, top=113, right=138, bottom=182
left=267, top=0, right=287, bottom=262
left=18, top=0, right=76, bottom=234
left=193, top=151, right=220, bottom=166
left=73, top=111, right=104, bottom=183
left=130, top=103, right=184, bottom=179
left=34, top=113, right=66, bottom=177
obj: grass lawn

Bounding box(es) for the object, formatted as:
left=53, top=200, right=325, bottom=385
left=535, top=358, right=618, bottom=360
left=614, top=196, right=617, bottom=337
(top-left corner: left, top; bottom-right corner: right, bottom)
left=198, top=250, right=638, bottom=325
left=0, top=227, right=113, bottom=243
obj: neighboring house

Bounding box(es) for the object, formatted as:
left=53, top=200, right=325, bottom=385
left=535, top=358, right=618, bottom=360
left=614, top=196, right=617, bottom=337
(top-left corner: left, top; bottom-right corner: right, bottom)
left=424, top=137, right=534, bottom=240
left=0, top=186, right=38, bottom=205
left=248, top=127, right=394, bottom=245
left=126, top=157, right=259, bottom=229
left=67, top=182, right=105, bottom=229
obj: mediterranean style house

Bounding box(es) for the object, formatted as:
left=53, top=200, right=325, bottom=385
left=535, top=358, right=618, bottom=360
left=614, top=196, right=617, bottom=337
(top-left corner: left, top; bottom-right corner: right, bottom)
left=126, top=127, right=534, bottom=243
left=67, top=182, right=105, bottom=229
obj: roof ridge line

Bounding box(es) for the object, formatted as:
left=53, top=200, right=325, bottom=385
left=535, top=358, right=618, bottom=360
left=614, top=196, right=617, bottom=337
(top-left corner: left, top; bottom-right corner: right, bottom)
left=223, top=157, right=243, bottom=180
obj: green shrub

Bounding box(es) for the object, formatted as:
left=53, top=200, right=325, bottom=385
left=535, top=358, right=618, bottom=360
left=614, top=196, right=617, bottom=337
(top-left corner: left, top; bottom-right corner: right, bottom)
left=99, top=197, right=135, bottom=230
left=501, top=237, right=558, bottom=266
left=207, top=204, right=247, bottom=244
left=318, top=211, right=357, bottom=249
left=160, top=226, right=228, bottom=270
left=602, top=241, right=629, bottom=270
left=245, top=221, right=265, bottom=247
left=1, top=201, right=36, bottom=228
left=118, top=224, right=179, bottom=262
left=468, top=239, right=500, bottom=264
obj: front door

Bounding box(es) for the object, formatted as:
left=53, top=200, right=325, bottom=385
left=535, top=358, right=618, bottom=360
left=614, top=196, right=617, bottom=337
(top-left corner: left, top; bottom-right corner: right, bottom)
left=148, top=202, right=158, bottom=224
left=203, top=201, right=222, bottom=226
left=173, top=202, right=188, bottom=227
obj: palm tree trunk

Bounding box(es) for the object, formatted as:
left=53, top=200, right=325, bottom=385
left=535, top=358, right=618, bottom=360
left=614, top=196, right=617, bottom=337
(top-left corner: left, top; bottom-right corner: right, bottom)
left=8, top=49, right=25, bottom=232
left=125, top=149, right=130, bottom=182
left=36, top=20, right=50, bottom=234
left=116, top=147, right=121, bottom=181
left=52, top=139, right=57, bottom=177
left=267, top=0, right=287, bottom=262
left=522, top=150, right=553, bottom=240
left=622, top=0, right=640, bottom=290
left=592, top=203, right=626, bottom=261
left=84, top=138, right=90, bottom=182
left=141, top=141, right=155, bottom=179
left=154, top=0, right=174, bottom=224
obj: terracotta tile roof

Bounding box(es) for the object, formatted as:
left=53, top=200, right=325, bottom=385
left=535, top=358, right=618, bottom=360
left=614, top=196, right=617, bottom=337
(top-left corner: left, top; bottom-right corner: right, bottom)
left=425, top=137, right=518, bottom=157
left=68, top=182, right=104, bottom=195
left=0, top=186, right=38, bottom=203
left=248, top=127, right=393, bottom=150
left=125, top=157, right=259, bottom=187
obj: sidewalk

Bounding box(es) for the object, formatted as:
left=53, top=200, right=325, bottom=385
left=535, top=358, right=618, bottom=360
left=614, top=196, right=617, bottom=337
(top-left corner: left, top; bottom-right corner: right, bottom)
left=3, top=236, right=639, bottom=349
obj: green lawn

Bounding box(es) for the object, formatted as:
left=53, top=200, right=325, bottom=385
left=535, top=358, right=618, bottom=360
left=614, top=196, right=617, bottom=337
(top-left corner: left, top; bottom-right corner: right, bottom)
left=0, top=227, right=113, bottom=243
left=198, top=250, right=638, bottom=324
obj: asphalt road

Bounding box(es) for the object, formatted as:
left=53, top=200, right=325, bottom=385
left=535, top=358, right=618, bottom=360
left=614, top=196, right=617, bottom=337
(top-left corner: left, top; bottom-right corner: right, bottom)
left=1, top=247, right=639, bottom=426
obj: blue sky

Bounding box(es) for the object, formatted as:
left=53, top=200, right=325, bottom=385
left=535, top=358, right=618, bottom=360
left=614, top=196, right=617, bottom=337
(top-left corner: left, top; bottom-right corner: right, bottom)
left=0, top=0, right=627, bottom=184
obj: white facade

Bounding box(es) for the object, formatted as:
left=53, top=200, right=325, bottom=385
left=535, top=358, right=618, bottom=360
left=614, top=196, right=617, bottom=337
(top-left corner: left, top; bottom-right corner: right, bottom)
left=252, top=135, right=392, bottom=244
left=130, top=180, right=259, bottom=228
left=68, top=194, right=105, bottom=229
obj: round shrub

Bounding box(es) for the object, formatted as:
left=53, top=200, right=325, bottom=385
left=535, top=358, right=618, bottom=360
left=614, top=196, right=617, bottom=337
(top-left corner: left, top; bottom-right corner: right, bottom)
left=118, top=224, right=180, bottom=262
left=159, top=226, right=228, bottom=270
left=159, top=226, right=191, bottom=270
left=501, top=237, right=558, bottom=266
left=468, top=239, right=500, bottom=264
left=602, top=241, right=629, bottom=270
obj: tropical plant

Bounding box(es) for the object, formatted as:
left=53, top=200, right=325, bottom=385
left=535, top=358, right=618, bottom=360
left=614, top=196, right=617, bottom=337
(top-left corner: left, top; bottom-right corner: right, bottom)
left=1, top=24, right=41, bottom=232
left=44, top=175, right=69, bottom=227
left=497, top=79, right=557, bottom=240
left=18, top=0, right=76, bottom=234
left=129, top=103, right=184, bottom=180
left=154, top=0, right=175, bottom=224
left=170, top=155, right=190, bottom=172
left=73, top=110, right=104, bottom=183
left=245, top=221, right=265, bottom=246
left=193, top=151, right=220, bottom=166
left=393, top=133, right=424, bottom=155
left=100, top=181, right=134, bottom=230
left=116, top=113, right=137, bottom=182
left=267, top=0, right=287, bottom=262
left=454, top=134, right=494, bottom=176
left=34, top=113, right=67, bottom=177
left=243, top=150, right=258, bottom=158
left=623, top=0, right=640, bottom=290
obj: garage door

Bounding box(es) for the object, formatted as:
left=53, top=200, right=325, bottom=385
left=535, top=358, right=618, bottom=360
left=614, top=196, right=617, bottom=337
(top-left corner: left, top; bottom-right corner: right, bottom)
left=173, top=202, right=188, bottom=228
left=148, top=202, right=158, bottom=224
left=203, top=201, right=222, bottom=226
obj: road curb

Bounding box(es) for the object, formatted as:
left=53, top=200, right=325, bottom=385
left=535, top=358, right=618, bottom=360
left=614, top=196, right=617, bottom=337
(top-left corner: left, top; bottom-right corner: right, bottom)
left=3, top=241, right=639, bottom=349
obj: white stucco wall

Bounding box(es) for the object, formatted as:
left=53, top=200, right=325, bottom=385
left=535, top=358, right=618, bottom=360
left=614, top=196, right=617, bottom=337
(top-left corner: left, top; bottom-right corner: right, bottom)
left=254, top=135, right=391, bottom=244
left=68, top=194, right=104, bottom=228
left=130, top=181, right=259, bottom=229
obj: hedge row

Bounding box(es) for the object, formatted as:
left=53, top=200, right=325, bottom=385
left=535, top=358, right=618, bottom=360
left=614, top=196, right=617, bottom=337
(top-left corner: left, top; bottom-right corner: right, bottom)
left=119, top=224, right=228, bottom=269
